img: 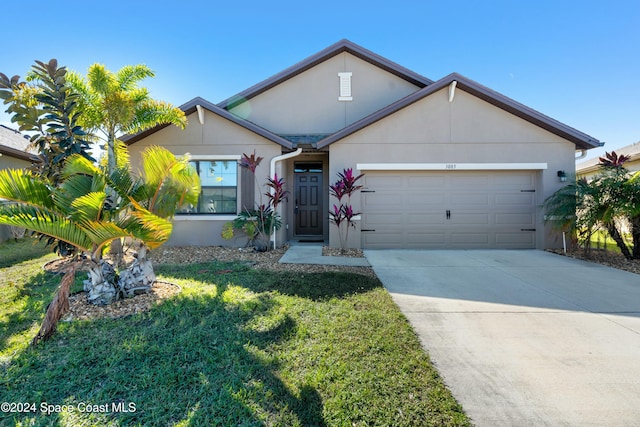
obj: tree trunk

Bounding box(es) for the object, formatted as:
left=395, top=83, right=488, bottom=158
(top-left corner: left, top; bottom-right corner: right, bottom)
left=32, top=263, right=78, bottom=345
left=106, top=130, right=124, bottom=262
left=631, top=215, right=640, bottom=259
left=606, top=223, right=633, bottom=260
left=84, top=259, right=118, bottom=305
left=118, top=244, right=156, bottom=297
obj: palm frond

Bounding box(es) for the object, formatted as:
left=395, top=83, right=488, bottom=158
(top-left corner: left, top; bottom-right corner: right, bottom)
left=62, top=153, right=102, bottom=178
left=78, top=220, right=133, bottom=250
left=116, top=65, right=154, bottom=91
left=127, top=201, right=173, bottom=249
left=0, top=169, right=54, bottom=208
left=0, top=204, right=93, bottom=251
left=86, top=64, right=115, bottom=95
left=70, top=192, right=107, bottom=222
left=140, top=146, right=200, bottom=215
left=53, top=174, right=94, bottom=211
left=127, top=100, right=187, bottom=133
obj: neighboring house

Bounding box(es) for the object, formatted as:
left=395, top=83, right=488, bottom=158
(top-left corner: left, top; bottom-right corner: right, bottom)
left=0, top=125, right=37, bottom=241
left=124, top=39, right=602, bottom=250
left=0, top=124, right=35, bottom=170
left=576, top=141, right=640, bottom=180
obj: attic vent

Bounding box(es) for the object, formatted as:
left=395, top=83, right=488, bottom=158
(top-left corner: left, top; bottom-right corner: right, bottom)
left=338, top=72, right=353, bottom=101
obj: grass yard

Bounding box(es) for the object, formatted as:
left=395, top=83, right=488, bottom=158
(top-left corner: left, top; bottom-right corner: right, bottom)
left=587, top=230, right=632, bottom=253
left=0, top=240, right=469, bottom=426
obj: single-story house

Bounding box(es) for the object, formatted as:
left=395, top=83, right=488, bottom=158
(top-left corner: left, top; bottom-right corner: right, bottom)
left=123, top=39, right=602, bottom=250
left=577, top=141, right=640, bottom=180
left=0, top=125, right=37, bottom=241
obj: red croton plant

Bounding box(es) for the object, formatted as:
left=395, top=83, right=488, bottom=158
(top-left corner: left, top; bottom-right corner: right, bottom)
left=329, top=168, right=364, bottom=253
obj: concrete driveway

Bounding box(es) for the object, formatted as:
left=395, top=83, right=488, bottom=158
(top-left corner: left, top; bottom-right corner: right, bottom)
left=365, top=249, right=640, bottom=427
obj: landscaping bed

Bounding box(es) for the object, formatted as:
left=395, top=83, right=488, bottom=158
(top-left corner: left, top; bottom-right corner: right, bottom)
left=549, top=248, right=640, bottom=275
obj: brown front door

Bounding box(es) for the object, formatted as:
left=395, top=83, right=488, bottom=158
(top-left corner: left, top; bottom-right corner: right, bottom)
left=295, top=163, right=323, bottom=236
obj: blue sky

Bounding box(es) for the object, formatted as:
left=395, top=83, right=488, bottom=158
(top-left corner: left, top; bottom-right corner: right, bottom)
left=1, top=0, right=638, bottom=160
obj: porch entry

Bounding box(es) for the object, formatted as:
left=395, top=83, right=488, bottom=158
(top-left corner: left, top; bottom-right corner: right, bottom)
left=294, top=162, right=323, bottom=236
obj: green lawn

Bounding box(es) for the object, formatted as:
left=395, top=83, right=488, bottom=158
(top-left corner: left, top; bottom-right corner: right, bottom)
left=587, top=230, right=632, bottom=253
left=0, top=240, right=469, bottom=426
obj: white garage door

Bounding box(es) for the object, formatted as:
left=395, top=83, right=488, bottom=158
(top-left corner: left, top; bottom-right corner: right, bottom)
left=361, top=171, right=538, bottom=249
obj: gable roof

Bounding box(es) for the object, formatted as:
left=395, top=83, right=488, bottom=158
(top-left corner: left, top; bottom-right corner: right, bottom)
left=217, top=39, right=433, bottom=110
left=124, top=41, right=601, bottom=153
left=0, top=125, right=36, bottom=162
left=316, top=73, right=603, bottom=150
left=121, top=97, right=294, bottom=149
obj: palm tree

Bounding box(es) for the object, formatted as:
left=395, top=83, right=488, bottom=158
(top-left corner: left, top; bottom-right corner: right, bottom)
left=67, top=64, right=186, bottom=174
left=67, top=64, right=187, bottom=257
left=0, top=146, right=199, bottom=344
left=544, top=153, right=640, bottom=259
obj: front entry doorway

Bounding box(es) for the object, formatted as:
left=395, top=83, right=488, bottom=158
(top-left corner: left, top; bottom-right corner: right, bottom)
left=294, top=162, right=323, bottom=236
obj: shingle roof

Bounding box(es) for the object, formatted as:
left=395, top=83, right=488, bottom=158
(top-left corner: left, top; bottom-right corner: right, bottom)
left=577, top=141, right=640, bottom=174
left=123, top=41, right=602, bottom=153
left=0, top=125, right=36, bottom=161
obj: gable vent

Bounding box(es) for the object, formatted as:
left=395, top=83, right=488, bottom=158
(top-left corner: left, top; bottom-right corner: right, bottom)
left=338, top=72, right=353, bottom=101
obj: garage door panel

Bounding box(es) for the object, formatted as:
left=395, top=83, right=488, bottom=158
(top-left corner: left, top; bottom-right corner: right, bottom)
left=452, top=213, right=490, bottom=225
left=451, top=193, right=490, bottom=206
left=363, top=213, right=404, bottom=227
left=495, top=193, right=535, bottom=206
left=408, top=193, right=447, bottom=207
left=407, top=233, right=447, bottom=244
left=365, top=175, right=403, bottom=188
left=407, top=213, right=444, bottom=224
left=362, top=171, right=537, bottom=249
left=362, top=232, right=404, bottom=247
left=495, top=232, right=535, bottom=246
left=495, top=213, right=535, bottom=225
left=494, top=174, right=535, bottom=188
left=407, top=175, right=448, bottom=188
left=451, top=175, right=490, bottom=188
left=363, top=194, right=402, bottom=209
left=451, top=233, right=490, bottom=245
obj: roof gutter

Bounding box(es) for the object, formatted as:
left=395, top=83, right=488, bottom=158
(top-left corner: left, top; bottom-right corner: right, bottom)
left=269, top=148, right=303, bottom=248
left=575, top=149, right=588, bottom=160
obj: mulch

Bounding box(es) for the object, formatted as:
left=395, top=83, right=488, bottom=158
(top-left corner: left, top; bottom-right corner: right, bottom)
left=53, top=245, right=377, bottom=321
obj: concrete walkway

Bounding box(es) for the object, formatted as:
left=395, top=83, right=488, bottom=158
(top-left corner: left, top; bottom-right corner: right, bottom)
left=279, top=243, right=370, bottom=266
left=365, top=249, right=640, bottom=427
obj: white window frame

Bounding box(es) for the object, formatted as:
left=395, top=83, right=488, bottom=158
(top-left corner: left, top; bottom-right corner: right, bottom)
left=176, top=155, right=242, bottom=218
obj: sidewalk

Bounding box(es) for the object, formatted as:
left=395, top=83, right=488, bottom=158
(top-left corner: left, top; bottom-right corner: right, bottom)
left=279, top=243, right=370, bottom=267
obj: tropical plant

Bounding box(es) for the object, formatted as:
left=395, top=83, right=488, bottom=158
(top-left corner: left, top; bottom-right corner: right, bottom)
left=544, top=151, right=640, bottom=259
left=0, top=59, right=97, bottom=255
left=0, top=146, right=199, bottom=344
left=67, top=63, right=186, bottom=175
left=329, top=168, right=364, bottom=253
left=0, top=59, right=96, bottom=185
left=222, top=152, right=288, bottom=250
left=67, top=63, right=187, bottom=258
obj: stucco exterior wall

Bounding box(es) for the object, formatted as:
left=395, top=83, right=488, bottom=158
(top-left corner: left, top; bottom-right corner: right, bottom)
left=229, top=52, right=421, bottom=135
left=328, top=88, right=577, bottom=249
left=0, top=155, right=31, bottom=170
left=128, top=110, right=284, bottom=246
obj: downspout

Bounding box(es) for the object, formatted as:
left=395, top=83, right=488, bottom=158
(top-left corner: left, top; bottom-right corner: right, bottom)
left=269, top=148, right=303, bottom=248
